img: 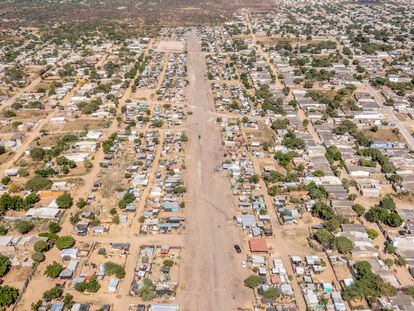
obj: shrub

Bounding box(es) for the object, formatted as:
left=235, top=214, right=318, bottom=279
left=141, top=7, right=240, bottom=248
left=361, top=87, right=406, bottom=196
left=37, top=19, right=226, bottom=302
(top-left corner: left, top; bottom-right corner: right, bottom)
left=104, top=262, right=126, bottom=279
left=25, top=176, right=52, bottom=191
left=163, top=259, right=174, bottom=267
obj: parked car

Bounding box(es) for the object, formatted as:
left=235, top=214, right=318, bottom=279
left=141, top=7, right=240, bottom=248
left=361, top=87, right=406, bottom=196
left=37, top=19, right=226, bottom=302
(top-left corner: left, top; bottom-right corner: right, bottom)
left=234, top=244, right=241, bottom=253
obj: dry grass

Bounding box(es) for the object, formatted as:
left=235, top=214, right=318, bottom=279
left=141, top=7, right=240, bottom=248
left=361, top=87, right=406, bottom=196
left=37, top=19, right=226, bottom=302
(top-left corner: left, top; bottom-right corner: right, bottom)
left=365, top=128, right=405, bottom=143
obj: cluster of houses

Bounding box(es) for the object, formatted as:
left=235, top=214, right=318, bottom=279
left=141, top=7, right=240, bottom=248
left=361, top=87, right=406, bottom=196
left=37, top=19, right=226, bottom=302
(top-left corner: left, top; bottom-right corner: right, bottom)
left=140, top=131, right=186, bottom=234
left=131, top=245, right=180, bottom=299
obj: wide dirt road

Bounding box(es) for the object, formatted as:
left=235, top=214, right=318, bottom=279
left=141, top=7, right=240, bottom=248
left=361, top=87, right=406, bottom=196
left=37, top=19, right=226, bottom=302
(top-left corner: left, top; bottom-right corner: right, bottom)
left=179, top=30, right=252, bottom=311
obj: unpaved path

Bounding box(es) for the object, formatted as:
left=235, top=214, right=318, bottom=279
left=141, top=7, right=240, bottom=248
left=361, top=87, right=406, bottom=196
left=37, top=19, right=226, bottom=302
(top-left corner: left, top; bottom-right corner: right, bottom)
left=179, top=29, right=252, bottom=311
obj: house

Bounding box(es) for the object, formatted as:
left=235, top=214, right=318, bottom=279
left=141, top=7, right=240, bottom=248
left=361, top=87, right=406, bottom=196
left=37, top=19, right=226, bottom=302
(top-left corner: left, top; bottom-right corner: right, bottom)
left=108, top=278, right=119, bottom=292
left=71, top=304, right=90, bottom=311
left=249, top=239, right=269, bottom=253
left=92, top=226, right=106, bottom=234
left=110, top=242, right=130, bottom=251
left=65, top=153, right=89, bottom=162
left=75, top=222, right=88, bottom=236
left=5, top=168, right=18, bottom=176
left=50, top=303, right=64, bottom=311
left=150, top=304, right=179, bottom=311
left=50, top=117, right=67, bottom=124
left=86, top=130, right=102, bottom=140
left=75, top=141, right=97, bottom=152
left=332, top=292, right=346, bottom=311
left=61, top=248, right=78, bottom=260
left=235, top=214, right=256, bottom=228
left=355, top=179, right=381, bottom=198
left=26, top=208, right=64, bottom=220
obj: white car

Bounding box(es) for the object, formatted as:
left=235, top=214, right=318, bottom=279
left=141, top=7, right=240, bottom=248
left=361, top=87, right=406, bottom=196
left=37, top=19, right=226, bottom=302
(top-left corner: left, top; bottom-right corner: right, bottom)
left=242, top=260, right=247, bottom=268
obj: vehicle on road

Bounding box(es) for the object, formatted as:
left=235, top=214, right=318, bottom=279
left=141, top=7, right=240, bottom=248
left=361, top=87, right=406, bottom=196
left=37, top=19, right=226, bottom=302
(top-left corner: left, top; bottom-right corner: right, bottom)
left=234, top=244, right=241, bottom=253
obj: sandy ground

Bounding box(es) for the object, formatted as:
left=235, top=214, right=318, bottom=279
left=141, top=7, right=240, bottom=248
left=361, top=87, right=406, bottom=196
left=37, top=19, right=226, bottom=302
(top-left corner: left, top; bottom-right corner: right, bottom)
left=157, top=41, right=186, bottom=52
left=178, top=30, right=252, bottom=311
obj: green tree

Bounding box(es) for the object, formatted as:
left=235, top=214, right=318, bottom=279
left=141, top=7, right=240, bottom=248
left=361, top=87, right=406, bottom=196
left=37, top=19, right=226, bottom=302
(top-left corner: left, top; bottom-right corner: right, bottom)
left=306, top=182, right=327, bottom=200
left=0, top=255, right=11, bottom=277
left=45, top=262, right=63, bottom=278
left=365, top=206, right=388, bottom=223
left=1, top=176, right=10, bottom=185
left=324, top=218, right=340, bottom=233
left=260, top=287, right=280, bottom=301
left=333, top=236, right=354, bottom=254
left=0, top=285, right=19, bottom=307
left=395, top=257, right=407, bottom=267
left=56, top=236, right=75, bottom=250
left=380, top=197, right=396, bottom=210
left=385, top=258, right=394, bottom=268
left=31, top=252, right=45, bottom=262
left=76, top=198, right=86, bottom=209
left=244, top=275, right=262, bottom=288
left=403, top=286, right=414, bottom=298
left=30, top=148, right=46, bottom=161
left=367, top=229, right=379, bottom=239
left=386, top=212, right=403, bottom=227
left=272, top=119, right=289, bottom=130
left=48, top=222, right=60, bottom=233
left=139, top=278, right=157, bottom=301
left=352, top=204, right=365, bottom=217
left=384, top=241, right=396, bottom=254
left=0, top=225, right=7, bottom=235
left=314, top=229, right=334, bottom=248
left=25, top=192, right=39, bottom=205
left=342, top=261, right=396, bottom=301
left=312, top=201, right=334, bottom=220
left=0, top=194, right=28, bottom=214
left=63, top=294, right=74, bottom=309
left=42, top=287, right=62, bottom=301
left=56, top=192, right=73, bottom=209
left=34, top=240, right=50, bottom=253
left=118, top=192, right=135, bottom=209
